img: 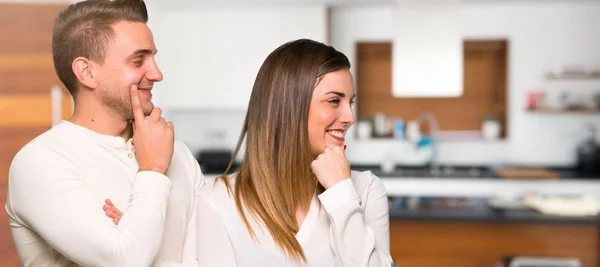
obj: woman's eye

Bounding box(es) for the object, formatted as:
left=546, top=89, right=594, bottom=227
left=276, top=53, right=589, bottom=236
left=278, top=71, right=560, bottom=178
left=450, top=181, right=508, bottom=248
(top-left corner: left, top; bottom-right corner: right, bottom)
left=328, top=98, right=340, bottom=105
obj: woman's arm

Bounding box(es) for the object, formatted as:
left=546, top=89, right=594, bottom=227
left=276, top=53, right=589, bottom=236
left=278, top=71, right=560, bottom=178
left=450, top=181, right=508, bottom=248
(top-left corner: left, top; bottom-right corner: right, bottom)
left=318, top=174, right=394, bottom=267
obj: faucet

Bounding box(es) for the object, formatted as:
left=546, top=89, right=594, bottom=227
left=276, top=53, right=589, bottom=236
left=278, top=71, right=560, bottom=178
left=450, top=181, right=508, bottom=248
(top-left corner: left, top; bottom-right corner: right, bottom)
left=415, top=112, right=440, bottom=174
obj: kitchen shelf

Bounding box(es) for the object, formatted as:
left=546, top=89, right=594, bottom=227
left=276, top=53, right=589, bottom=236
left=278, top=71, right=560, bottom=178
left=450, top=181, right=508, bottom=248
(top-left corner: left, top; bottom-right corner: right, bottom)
left=528, top=107, right=600, bottom=114
left=545, top=72, right=600, bottom=81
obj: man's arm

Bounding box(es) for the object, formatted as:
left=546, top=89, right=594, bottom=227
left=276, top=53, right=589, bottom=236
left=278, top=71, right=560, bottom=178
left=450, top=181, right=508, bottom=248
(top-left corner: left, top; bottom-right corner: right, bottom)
left=178, top=143, right=205, bottom=266
left=106, top=142, right=205, bottom=267
left=154, top=143, right=205, bottom=267
left=8, top=145, right=172, bottom=267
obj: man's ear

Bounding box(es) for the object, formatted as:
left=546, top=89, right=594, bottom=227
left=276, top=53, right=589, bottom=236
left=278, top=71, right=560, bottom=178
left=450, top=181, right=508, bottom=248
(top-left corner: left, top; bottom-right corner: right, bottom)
left=72, top=57, right=97, bottom=89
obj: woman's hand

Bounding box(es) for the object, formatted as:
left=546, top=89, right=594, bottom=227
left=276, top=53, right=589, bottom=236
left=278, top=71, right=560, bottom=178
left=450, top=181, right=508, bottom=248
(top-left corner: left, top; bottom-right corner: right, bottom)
left=103, top=199, right=123, bottom=225
left=311, top=146, right=351, bottom=189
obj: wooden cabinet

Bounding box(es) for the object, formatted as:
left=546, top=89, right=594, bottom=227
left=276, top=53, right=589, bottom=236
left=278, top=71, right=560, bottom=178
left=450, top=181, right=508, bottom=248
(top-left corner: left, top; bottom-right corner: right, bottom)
left=0, top=3, right=71, bottom=265
left=356, top=41, right=508, bottom=138
left=390, top=220, right=598, bottom=267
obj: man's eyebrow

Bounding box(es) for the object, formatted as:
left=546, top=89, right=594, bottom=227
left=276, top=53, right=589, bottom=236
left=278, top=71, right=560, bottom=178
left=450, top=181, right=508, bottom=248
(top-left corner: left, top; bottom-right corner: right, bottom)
left=126, top=49, right=156, bottom=60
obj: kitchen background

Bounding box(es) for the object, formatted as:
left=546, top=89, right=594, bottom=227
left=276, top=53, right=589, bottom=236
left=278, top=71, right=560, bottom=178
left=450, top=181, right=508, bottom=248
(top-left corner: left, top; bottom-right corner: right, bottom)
left=2, top=0, right=600, bottom=266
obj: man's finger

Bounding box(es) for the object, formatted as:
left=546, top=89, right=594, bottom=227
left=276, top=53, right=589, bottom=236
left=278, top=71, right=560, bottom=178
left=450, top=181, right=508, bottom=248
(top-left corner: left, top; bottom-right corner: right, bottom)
left=158, top=117, right=167, bottom=126
left=130, top=85, right=145, bottom=122
left=149, top=108, right=162, bottom=122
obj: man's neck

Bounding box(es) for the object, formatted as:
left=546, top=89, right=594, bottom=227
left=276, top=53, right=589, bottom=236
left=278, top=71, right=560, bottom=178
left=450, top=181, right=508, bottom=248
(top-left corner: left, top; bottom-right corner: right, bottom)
left=68, top=98, right=133, bottom=141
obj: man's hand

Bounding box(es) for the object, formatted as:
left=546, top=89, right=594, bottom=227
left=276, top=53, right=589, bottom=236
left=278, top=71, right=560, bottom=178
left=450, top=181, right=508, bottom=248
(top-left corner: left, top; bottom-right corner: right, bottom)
left=130, top=85, right=175, bottom=175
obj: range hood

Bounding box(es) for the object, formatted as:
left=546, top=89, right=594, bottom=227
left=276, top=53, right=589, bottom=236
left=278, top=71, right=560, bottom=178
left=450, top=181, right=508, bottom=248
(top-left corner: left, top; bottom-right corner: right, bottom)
left=392, top=0, right=463, bottom=98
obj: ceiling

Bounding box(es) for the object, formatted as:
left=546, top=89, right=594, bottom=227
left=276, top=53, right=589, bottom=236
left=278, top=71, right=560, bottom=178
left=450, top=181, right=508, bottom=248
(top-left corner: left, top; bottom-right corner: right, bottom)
left=151, top=0, right=596, bottom=9
left=0, top=0, right=392, bottom=7
left=2, top=0, right=592, bottom=8
left=154, top=0, right=393, bottom=8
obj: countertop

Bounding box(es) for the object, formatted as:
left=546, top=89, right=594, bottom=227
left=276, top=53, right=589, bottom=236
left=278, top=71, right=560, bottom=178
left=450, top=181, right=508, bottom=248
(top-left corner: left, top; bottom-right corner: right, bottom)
left=351, top=164, right=600, bottom=180
left=388, top=197, right=600, bottom=225
left=201, top=164, right=600, bottom=198
left=201, top=163, right=600, bottom=180
left=200, top=163, right=600, bottom=224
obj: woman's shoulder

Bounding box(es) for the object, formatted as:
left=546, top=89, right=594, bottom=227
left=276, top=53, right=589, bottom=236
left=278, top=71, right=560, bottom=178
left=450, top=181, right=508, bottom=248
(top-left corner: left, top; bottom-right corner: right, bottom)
left=200, top=175, right=237, bottom=200
left=349, top=169, right=385, bottom=195
left=197, top=174, right=239, bottom=214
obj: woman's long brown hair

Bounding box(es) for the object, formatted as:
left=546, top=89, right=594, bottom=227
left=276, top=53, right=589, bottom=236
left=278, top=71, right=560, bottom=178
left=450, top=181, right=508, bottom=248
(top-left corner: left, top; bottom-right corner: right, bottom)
left=219, top=39, right=351, bottom=261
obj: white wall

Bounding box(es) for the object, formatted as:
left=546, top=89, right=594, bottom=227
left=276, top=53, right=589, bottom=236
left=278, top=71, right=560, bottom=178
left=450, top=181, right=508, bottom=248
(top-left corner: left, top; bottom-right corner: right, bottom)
left=332, top=1, right=600, bottom=166
left=151, top=6, right=327, bottom=111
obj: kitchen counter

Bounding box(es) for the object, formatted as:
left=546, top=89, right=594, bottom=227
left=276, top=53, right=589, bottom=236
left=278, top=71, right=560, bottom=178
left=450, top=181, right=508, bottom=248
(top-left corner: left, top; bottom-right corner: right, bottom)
left=388, top=197, right=600, bottom=225
left=201, top=164, right=600, bottom=204
left=199, top=160, right=600, bottom=180
left=351, top=164, right=600, bottom=180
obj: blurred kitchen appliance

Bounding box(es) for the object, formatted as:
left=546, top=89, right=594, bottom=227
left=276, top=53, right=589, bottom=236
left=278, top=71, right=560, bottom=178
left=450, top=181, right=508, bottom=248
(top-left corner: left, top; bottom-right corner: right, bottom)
left=576, top=123, right=600, bottom=174
left=196, top=149, right=233, bottom=174
left=496, top=256, right=582, bottom=267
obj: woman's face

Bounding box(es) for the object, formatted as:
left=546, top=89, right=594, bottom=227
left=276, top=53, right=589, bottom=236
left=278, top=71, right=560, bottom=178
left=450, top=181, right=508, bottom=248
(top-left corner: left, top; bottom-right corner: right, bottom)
left=308, top=69, right=356, bottom=156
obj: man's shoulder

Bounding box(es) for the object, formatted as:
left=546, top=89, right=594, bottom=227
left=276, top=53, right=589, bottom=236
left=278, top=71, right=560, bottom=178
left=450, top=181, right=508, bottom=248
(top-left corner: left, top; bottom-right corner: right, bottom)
left=173, top=139, right=192, bottom=153
left=172, top=139, right=196, bottom=163
left=12, top=125, right=74, bottom=163
left=170, top=140, right=204, bottom=183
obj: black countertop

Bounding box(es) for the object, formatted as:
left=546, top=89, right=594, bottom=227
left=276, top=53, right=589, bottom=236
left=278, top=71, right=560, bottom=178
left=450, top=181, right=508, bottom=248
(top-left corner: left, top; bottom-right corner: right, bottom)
left=351, top=164, right=600, bottom=180
left=388, top=197, right=600, bottom=225
left=198, top=158, right=600, bottom=180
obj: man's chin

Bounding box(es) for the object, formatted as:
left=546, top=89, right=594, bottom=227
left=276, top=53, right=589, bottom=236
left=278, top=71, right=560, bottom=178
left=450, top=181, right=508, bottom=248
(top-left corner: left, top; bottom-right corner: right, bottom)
left=142, top=103, right=155, bottom=116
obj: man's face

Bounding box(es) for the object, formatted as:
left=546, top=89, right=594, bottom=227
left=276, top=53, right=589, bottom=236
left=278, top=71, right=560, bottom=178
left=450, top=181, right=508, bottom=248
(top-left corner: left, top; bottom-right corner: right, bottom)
left=95, top=20, right=163, bottom=120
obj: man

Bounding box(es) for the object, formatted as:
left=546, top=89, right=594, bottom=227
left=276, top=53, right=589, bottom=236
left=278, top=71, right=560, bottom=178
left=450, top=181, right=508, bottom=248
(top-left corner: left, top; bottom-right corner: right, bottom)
left=5, top=0, right=203, bottom=266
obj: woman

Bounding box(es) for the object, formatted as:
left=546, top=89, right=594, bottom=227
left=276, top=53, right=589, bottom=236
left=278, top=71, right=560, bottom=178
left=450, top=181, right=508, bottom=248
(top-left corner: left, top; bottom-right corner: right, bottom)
left=105, top=39, right=393, bottom=266
left=196, top=39, right=392, bottom=267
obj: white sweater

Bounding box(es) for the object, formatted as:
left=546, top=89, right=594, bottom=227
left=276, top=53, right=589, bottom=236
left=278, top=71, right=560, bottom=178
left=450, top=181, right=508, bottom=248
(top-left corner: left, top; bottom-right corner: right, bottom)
left=5, top=121, right=204, bottom=267
left=196, top=171, right=394, bottom=267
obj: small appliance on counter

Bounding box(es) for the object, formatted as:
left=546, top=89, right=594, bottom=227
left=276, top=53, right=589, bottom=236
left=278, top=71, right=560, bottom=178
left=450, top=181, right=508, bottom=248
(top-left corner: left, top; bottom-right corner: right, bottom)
left=195, top=149, right=234, bottom=174
left=576, top=123, right=600, bottom=174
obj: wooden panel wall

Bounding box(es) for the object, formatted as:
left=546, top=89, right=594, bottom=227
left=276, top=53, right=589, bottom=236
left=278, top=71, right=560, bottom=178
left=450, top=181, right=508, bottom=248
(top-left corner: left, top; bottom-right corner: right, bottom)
left=0, top=4, right=71, bottom=266
left=356, top=41, right=508, bottom=138
left=391, top=221, right=598, bottom=267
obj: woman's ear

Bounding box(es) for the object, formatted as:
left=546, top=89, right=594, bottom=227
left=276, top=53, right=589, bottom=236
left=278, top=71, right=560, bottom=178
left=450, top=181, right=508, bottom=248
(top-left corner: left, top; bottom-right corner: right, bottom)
left=72, top=57, right=97, bottom=89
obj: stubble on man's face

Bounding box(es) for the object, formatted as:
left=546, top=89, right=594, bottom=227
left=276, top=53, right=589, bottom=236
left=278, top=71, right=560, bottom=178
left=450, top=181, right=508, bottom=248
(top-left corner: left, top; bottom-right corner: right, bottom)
left=99, top=86, right=136, bottom=120
left=96, top=21, right=159, bottom=121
